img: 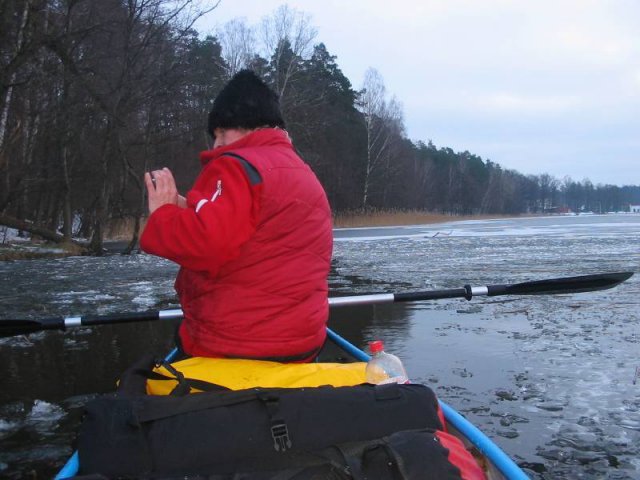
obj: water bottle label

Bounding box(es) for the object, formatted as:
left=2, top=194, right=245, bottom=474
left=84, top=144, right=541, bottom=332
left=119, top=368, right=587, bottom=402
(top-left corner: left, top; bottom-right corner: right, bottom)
left=377, top=376, right=410, bottom=385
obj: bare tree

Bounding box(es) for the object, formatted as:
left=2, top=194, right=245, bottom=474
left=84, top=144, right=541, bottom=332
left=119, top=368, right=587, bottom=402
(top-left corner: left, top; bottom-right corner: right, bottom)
left=0, top=0, right=225, bottom=252
left=259, top=5, right=317, bottom=97
left=217, top=18, right=255, bottom=77
left=538, top=173, right=560, bottom=211
left=480, top=163, right=504, bottom=213
left=0, top=0, right=31, bottom=154
left=358, top=68, right=404, bottom=209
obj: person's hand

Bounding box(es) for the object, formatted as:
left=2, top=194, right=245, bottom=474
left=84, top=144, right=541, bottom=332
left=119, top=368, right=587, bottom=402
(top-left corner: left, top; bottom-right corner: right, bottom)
left=144, top=168, right=181, bottom=214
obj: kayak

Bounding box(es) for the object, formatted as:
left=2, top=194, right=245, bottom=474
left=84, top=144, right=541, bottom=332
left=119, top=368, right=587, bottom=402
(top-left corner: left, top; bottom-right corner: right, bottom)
left=54, top=327, right=528, bottom=479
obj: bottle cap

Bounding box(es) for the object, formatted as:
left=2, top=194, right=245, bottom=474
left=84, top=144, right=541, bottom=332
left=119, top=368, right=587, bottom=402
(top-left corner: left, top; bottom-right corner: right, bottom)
left=369, top=340, right=384, bottom=354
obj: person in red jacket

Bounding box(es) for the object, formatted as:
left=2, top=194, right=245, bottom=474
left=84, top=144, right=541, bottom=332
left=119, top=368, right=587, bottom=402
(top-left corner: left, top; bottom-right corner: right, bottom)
left=140, top=70, right=333, bottom=361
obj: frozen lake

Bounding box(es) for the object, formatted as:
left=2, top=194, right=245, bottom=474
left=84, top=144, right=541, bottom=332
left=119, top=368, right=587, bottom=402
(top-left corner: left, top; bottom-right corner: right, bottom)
left=1, top=214, right=639, bottom=478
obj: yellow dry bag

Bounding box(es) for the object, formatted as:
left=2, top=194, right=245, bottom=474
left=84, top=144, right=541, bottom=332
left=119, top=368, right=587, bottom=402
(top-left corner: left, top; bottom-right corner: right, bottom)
left=147, top=357, right=367, bottom=395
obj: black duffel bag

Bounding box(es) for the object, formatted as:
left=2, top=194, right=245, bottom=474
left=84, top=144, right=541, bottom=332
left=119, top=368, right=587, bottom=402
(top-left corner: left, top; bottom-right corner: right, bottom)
left=75, top=356, right=464, bottom=479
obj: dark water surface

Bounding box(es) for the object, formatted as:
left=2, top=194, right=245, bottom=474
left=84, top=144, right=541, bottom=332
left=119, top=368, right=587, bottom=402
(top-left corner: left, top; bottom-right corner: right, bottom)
left=1, top=214, right=639, bottom=478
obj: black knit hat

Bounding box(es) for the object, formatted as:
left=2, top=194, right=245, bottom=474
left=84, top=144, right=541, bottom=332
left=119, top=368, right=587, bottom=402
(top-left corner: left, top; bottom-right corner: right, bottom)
left=207, top=70, right=285, bottom=136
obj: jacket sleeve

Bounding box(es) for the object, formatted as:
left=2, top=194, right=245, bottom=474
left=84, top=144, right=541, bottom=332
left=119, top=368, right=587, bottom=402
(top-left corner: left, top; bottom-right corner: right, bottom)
left=140, top=156, right=260, bottom=274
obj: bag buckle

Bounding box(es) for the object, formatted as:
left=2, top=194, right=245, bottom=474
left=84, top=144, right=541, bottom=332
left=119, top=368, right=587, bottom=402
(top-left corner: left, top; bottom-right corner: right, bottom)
left=271, top=421, right=292, bottom=452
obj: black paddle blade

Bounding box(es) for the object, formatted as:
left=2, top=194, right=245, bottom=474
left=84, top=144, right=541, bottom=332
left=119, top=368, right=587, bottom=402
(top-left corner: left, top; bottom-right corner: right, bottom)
left=0, top=317, right=65, bottom=338
left=491, top=271, right=634, bottom=296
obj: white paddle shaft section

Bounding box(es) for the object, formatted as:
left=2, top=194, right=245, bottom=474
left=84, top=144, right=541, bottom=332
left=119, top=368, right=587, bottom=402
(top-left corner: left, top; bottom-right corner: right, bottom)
left=159, top=309, right=184, bottom=319
left=470, top=286, right=489, bottom=297
left=329, top=294, right=395, bottom=307
left=64, top=316, right=82, bottom=328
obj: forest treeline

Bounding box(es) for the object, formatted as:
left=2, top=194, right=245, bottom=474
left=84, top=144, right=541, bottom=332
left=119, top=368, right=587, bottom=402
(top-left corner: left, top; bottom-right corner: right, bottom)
left=2, top=1, right=639, bottom=253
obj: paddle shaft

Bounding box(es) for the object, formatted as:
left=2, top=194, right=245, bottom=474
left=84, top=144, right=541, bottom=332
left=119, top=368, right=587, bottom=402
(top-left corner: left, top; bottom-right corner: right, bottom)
left=0, top=271, right=633, bottom=337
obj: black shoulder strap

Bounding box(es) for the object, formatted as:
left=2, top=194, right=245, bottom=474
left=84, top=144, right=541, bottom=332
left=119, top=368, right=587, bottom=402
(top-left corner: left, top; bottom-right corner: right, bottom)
left=223, top=151, right=262, bottom=185
left=143, top=361, right=231, bottom=396
left=117, top=355, right=232, bottom=397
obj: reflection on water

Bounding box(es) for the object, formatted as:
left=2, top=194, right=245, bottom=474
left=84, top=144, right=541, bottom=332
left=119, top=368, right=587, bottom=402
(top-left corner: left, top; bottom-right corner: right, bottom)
left=1, top=214, right=639, bottom=478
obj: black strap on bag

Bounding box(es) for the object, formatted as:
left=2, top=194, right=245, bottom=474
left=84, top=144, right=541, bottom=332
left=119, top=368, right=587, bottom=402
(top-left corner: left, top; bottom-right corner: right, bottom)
left=257, top=391, right=292, bottom=452
left=149, top=361, right=232, bottom=395
left=125, top=355, right=232, bottom=396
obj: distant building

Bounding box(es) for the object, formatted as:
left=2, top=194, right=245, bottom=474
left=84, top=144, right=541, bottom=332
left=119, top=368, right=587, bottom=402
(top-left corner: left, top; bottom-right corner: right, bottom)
left=544, top=206, right=573, bottom=214
left=631, top=205, right=640, bottom=213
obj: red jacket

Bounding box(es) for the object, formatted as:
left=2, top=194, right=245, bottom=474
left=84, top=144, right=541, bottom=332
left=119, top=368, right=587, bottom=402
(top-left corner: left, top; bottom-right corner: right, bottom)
left=141, top=129, right=333, bottom=359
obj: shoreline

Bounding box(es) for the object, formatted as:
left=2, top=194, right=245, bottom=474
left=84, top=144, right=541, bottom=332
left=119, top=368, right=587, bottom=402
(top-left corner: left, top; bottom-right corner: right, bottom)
left=0, top=212, right=546, bottom=261
left=332, top=212, right=533, bottom=229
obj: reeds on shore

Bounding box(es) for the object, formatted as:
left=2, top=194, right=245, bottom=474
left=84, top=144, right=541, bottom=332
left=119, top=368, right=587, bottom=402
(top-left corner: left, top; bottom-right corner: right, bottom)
left=332, top=209, right=510, bottom=228
left=1, top=210, right=530, bottom=260
left=109, top=210, right=518, bottom=235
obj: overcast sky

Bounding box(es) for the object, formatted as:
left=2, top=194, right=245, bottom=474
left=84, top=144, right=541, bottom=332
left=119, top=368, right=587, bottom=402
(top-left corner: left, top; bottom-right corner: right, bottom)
left=197, top=1, right=639, bottom=186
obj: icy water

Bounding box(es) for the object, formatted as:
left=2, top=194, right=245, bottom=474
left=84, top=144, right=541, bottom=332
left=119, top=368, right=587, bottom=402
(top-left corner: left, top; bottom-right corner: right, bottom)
left=1, top=214, right=639, bottom=479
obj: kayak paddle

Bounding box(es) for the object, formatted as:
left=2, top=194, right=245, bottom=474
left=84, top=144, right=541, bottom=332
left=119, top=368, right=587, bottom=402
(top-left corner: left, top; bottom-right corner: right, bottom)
left=0, top=271, right=633, bottom=338
left=329, top=271, right=634, bottom=306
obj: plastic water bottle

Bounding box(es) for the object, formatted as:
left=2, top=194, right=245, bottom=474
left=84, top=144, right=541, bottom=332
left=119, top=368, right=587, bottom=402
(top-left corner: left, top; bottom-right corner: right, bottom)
left=365, top=340, right=409, bottom=384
